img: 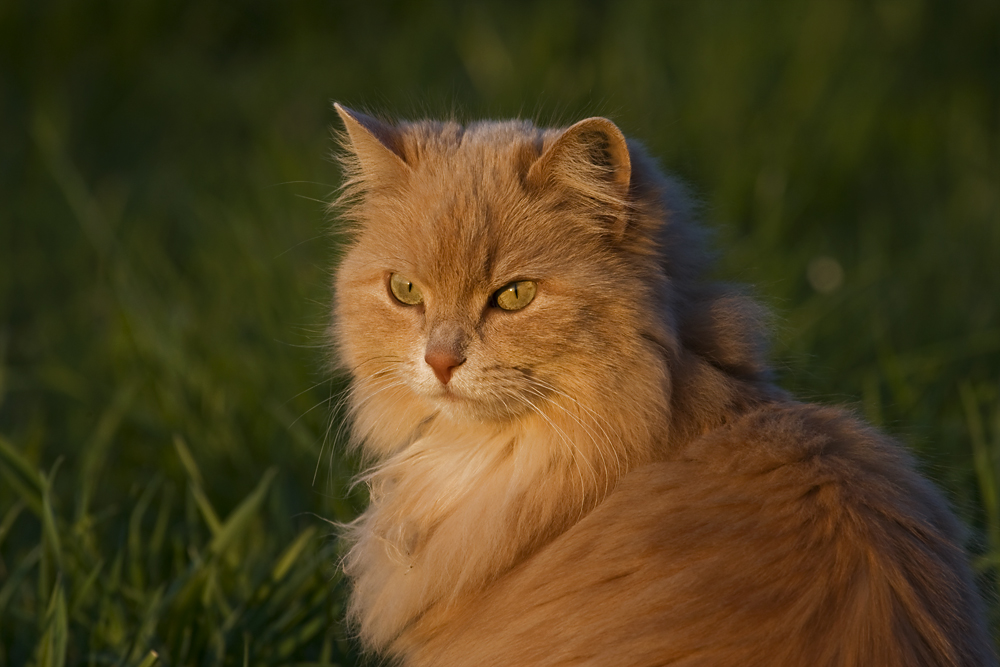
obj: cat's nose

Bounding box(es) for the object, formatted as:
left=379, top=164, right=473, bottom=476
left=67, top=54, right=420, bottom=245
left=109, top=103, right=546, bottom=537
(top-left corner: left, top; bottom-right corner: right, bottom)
left=425, top=348, right=465, bottom=385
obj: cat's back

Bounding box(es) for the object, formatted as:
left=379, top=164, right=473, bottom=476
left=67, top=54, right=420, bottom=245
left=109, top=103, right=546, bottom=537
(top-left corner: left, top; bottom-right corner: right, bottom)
left=402, top=402, right=992, bottom=667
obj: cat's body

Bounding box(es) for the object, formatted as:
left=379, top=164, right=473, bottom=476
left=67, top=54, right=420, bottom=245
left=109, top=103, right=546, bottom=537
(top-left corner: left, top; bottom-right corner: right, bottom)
left=330, top=104, right=994, bottom=666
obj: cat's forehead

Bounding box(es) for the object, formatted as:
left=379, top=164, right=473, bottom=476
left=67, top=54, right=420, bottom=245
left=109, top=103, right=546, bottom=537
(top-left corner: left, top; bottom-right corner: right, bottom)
left=376, top=186, right=558, bottom=292
left=366, top=123, right=567, bottom=279
left=401, top=120, right=543, bottom=188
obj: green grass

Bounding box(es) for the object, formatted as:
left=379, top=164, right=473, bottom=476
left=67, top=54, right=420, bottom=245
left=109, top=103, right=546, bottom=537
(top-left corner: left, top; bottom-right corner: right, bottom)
left=1, top=0, right=998, bottom=664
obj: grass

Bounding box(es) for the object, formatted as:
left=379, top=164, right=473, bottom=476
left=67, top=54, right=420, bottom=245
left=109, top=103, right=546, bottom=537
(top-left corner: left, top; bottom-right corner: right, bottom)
left=1, top=0, right=998, bottom=664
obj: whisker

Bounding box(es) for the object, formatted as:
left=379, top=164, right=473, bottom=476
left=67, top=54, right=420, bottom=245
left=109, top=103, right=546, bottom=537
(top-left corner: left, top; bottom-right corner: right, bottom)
left=315, top=366, right=408, bottom=486
left=285, top=377, right=335, bottom=409
left=509, top=393, right=591, bottom=507
left=313, top=379, right=339, bottom=486
left=521, top=385, right=613, bottom=498
left=529, top=377, right=626, bottom=478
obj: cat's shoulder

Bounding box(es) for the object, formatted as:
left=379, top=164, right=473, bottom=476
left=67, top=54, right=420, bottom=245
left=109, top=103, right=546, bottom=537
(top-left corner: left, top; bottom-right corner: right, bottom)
left=625, top=401, right=957, bottom=534
left=678, top=401, right=920, bottom=483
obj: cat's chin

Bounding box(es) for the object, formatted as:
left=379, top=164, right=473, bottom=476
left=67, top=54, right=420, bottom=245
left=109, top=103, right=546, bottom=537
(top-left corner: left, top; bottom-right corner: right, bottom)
left=430, top=393, right=492, bottom=422
left=424, top=388, right=529, bottom=425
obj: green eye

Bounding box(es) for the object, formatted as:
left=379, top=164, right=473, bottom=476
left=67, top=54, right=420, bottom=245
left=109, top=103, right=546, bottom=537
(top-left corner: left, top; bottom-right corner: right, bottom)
left=493, top=280, right=536, bottom=311
left=389, top=273, right=423, bottom=305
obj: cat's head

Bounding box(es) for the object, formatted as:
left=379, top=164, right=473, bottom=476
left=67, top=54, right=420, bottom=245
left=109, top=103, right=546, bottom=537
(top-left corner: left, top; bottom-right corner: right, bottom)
left=331, top=106, right=689, bottom=457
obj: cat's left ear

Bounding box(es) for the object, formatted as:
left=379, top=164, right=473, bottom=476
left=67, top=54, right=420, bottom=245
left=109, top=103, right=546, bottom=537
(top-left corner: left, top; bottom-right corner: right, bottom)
left=334, top=103, right=411, bottom=184
left=527, top=117, right=631, bottom=226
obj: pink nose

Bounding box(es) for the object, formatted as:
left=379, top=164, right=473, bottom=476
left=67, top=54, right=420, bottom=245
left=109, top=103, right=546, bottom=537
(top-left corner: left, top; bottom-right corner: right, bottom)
left=425, top=349, right=465, bottom=385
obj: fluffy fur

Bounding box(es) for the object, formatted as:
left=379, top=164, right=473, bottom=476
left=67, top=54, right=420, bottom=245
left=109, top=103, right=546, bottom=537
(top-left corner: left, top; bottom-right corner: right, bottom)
left=329, top=104, right=994, bottom=666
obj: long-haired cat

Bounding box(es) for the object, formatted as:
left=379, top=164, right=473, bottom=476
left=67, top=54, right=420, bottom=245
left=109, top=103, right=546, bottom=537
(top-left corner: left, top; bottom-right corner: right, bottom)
left=329, top=103, right=994, bottom=666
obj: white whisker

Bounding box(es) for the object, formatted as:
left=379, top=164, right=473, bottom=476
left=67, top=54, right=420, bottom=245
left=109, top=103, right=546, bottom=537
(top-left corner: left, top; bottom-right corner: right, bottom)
left=529, top=377, right=626, bottom=479
left=521, top=384, right=613, bottom=499
left=509, top=393, right=590, bottom=509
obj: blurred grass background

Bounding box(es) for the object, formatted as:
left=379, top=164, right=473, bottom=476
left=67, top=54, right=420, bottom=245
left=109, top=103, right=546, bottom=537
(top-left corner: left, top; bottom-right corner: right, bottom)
left=1, top=0, right=998, bottom=664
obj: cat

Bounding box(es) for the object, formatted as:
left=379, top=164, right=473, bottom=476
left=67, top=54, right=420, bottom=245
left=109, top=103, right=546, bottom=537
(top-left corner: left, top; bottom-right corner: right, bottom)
left=329, top=103, right=995, bottom=667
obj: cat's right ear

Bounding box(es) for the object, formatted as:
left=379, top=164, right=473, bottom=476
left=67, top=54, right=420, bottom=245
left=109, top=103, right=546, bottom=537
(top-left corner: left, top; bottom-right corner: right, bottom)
left=526, top=117, right=632, bottom=235
left=334, top=103, right=411, bottom=184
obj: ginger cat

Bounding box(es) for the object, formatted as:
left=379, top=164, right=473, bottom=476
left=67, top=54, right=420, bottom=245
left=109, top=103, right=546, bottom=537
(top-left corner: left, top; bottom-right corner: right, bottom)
left=330, top=103, right=995, bottom=666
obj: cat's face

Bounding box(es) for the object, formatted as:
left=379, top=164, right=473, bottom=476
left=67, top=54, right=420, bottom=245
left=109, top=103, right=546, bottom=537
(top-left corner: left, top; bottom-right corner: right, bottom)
left=333, top=108, right=669, bottom=448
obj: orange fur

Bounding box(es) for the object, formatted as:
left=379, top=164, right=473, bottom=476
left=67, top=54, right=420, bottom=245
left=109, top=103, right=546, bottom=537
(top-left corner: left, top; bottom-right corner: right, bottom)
left=329, top=104, right=994, bottom=666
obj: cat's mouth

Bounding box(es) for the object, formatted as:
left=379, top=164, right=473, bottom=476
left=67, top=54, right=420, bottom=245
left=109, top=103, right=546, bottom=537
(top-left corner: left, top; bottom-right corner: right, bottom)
left=429, top=386, right=489, bottom=422
left=412, top=375, right=469, bottom=406
left=427, top=385, right=534, bottom=424
left=435, top=386, right=463, bottom=402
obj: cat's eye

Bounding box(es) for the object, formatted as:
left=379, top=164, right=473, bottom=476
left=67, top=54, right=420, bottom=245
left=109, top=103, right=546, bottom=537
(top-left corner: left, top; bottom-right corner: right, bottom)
left=493, top=280, right=536, bottom=311
left=389, top=273, right=424, bottom=306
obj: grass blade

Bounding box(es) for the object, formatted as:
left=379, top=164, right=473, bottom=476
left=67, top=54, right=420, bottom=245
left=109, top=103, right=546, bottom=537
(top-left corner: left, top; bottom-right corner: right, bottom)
left=0, top=434, right=44, bottom=515
left=174, top=434, right=222, bottom=535
left=271, top=526, right=318, bottom=583
left=0, top=498, right=25, bottom=550
left=208, top=467, right=277, bottom=559
left=962, top=382, right=999, bottom=555
left=135, top=651, right=160, bottom=667
left=128, top=475, right=163, bottom=590
left=77, top=383, right=136, bottom=522
left=0, top=544, right=41, bottom=616
left=35, top=578, right=68, bottom=667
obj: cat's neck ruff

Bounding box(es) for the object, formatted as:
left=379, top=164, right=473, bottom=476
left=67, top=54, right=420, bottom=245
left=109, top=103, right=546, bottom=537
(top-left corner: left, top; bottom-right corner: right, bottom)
left=344, top=392, right=650, bottom=648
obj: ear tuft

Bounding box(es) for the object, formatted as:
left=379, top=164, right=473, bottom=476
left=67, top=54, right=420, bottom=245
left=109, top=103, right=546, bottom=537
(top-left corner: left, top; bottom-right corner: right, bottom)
left=527, top=117, right=631, bottom=208
left=334, top=103, right=410, bottom=184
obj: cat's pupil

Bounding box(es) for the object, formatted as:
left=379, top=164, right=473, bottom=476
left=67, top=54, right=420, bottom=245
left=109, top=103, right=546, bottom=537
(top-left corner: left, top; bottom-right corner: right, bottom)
left=494, top=280, right=536, bottom=311
left=389, top=273, right=423, bottom=305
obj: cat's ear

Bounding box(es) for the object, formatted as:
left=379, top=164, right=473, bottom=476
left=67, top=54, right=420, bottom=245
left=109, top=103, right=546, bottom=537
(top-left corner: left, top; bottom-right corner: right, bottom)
left=527, top=117, right=632, bottom=219
left=334, top=103, right=411, bottom=183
